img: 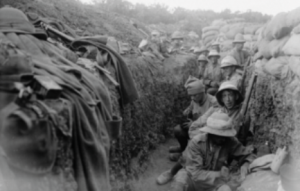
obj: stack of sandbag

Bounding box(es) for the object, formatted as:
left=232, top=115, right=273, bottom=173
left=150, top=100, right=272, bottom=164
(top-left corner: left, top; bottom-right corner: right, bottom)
left=243, top=24, right=262, bottom=41
left=225, top=23, right=245, bottom=40
left=254, top=6, right=300, bottom=80
left=201, top=26, right=219, bottom=46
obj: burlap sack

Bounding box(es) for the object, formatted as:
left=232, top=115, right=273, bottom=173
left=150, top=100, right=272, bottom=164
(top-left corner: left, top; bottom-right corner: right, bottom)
left=257, top=39, right=272, bottom=59
left=286, top=7, right=300, bottom=28
left=264, top=12, right=293, bottom=40
left=269, top=35, right=290, bottom=57
left=292, top=23, right=300, bottom=34
left=211, top=19, right=226, bottom=27
left=202, top=30, right=219, bottom=39
left=220, top=25, right=230, bottom=33
left=263, top=57, right=289, bottom=79
left=282, top=34, right=300, bottom=56
left=243, top=34, right=253, bottom=41
left=226, top=24, right=244, bottom=39
left=288, top=56, right=300, bottom=78
left=203, top=35, right=216, bottom=45
left=244, top=25, right=261, bottom=35
left=202, top=26, right=219, bottom=33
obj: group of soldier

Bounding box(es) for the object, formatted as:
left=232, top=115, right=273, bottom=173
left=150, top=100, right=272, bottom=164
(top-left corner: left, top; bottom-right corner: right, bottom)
left=143, top=30, right=255, bottom=191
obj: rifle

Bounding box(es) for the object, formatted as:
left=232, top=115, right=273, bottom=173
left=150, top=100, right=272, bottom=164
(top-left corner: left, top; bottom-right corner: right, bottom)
left=240, top=56, right=252, bottom=96
left=40, top=22, right=75, bottom=43
left=240, top=70, right=257, bottom=117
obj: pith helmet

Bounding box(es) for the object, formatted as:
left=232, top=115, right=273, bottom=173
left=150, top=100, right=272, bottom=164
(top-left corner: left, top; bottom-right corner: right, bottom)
left=194, top=46, right=208, bottom=54
left=207, top=49, right=220, bottom=58
left=215, top=81, right=243, bottom=106
left=0, top=7, right=47, bottom=40
left=171, top=31, right=184, bottom=40
left=221, top=55, right=238, bottom=68
left=200, top=112, right=236, bottom=137
left=233, top=33, right=246, bottom=43
left=197, top=54, right=208, bottom=62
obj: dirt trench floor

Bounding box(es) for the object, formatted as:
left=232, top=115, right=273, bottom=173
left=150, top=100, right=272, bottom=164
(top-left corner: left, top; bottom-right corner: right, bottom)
left=128, top=138, right=281, bottom=191
left=130, top=139, right=177, bottom=191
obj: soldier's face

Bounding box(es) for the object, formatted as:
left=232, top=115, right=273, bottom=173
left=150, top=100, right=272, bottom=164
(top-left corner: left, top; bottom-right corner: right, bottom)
left=209, top=134, right=228, bottom=145
left=151, top=34, right=160, bottom=43
left=222, top=66, right=236, bottom=77
left=198, top=61, right=208, bottom=68
left=191, top=92, right=205, bottom=103
left=210, top=56, right=219, bottom=63
left=235, top=43, right=244, bottom=51
left=222, top=90, right=237, bottom=109
left=172, top=39, right=183, bottom=46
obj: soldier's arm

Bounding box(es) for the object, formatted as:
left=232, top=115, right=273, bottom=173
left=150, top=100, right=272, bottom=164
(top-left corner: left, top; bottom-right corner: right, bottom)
left=184, top=136, right=224, bottom=186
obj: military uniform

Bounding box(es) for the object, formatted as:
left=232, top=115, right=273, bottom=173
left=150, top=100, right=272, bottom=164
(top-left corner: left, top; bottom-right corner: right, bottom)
left=181, top=133, right=255, bottom=191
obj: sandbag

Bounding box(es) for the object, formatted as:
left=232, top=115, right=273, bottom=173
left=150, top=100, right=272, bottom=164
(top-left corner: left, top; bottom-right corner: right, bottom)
left=282, top=34, right=300, bottom=56
left=286, top=7, right=300, bottom=29
left=257, top=39, right=272, bottom=59
left=202, top=26, right=219, bottom=33
left=269, top=35, right=290, bottom=57
left=220, top=25, right=230, bottom=33
left=264, top=12, right=293, bottom=40
left=202, top=30, right=219, bottom=39
left=244, top=25, right=260, bottom=35
left=226, top=25, right=244, bottom=39
left=263, top=57, right=289, bottom=79
left=292, top=23, right=300, bottom=34
left=243, top=34, right=253, bottom=41
left=211, top=19, right=226, bottom=27
left=220, top=40, right=233, bottom=51
left=203, top=35, right=216, bottom=45
left=256, top=26, right=266, bottom=41
left=289, top=56, right=300, bottom=78
left=254, top=59, right=267, bottom=75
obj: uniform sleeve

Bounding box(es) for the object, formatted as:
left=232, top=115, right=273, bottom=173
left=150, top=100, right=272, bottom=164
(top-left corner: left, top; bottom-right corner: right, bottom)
left=183, top=102, right=193, bottom=116
left=184, top=137, right=223, bottom=187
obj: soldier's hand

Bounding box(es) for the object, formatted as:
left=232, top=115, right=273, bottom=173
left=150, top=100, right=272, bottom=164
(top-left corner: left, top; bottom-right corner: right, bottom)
left=240, top=162, right=250, bottom=180
left=220, top=166, right=230, bottom=181
left=183, top=121, right=193, bottom=129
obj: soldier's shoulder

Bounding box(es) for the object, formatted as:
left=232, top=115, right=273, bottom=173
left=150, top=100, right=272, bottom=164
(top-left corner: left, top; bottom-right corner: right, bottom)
left=207, top=94, right=218, bottom=104
left=192, top=132, right=208, bottom=144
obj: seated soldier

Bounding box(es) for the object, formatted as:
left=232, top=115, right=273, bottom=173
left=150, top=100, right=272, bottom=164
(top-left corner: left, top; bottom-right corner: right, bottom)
left=168, top=31, right=186, bottom=54
left=203, top=50, right=224, bottom=96
left=168, top=76, right=217, bottom=161
left=197, top=54, right=209, bottom=79
left=220, top=55, right=242, bottom=91
left=156, top=77, right=217, bottom=185
left=171, top=112, right=255, bottom=191
left=190, top=81, right=251, bottom=145
left=229, top=34, right=250, bottom=68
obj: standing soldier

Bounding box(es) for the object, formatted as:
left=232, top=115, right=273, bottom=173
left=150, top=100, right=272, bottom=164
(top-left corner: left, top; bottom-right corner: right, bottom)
left=203, top=50, right=223, bottom=95
left=197, top=54, right=209, bottom=80
left=229, top=34, right=250, bottom=68
left=220, top=55, right=242, bottom=91
left=169, top=31, right=185, bottom=54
